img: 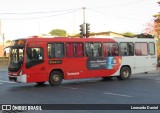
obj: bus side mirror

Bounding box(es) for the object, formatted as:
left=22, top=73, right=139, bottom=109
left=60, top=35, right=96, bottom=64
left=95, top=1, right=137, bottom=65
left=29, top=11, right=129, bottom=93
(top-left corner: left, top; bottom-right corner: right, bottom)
left=4, top=51, right=6, bottom=57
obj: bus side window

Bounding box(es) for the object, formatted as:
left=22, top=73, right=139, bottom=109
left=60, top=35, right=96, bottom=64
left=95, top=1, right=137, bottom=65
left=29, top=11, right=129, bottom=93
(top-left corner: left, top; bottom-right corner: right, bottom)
left=135, top=43, right=148, bottom=56
left=120, top=43, right=127, bottom=56
left=51, top=44, right=55, bottom=58
left=103, top=43, right=109, bottom=57
left=76, top=43, right=84, bottom=57
left=85, top=43, right=92, bottom=57
left=135, top=42, right=148, bottom=56
left=85, top=43, right=102, bottom=57
left=27, top=48, right=43, bottom=60
left=93, top=43, right=102, bottom=57
left=103, top=43, right=118, bottom=57
left=66, top=43, right=84, bottom=57
left=120, top=42, right=134, bottom=56
left=128, top=43, right=134, bottom=56
left=66, top=43, right=74, bottom=57
left=48, top=43, right=64, bottom=58
left=56, top=43, right=64, bottom=58
left=32, top=49, right=39, bottom=59
left=26, top=47, right=44, bottom=68
left=149, top=42, right=155, bottom=55
left=111, top=43, right=119, bottom=56
left=26, top=48, right=32, bottom=61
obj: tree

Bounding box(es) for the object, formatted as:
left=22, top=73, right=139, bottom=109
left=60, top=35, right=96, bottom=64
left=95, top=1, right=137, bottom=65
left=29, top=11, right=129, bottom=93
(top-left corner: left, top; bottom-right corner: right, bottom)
left=143, top=18, right=158, bottom=39
left=153, top=1, right=160, bottom=40
left=122, top=32, right=134, bottom=37
left=154, top=15, right=160, bottom=40
left=49, top=29, right=67, bottom=36
left=135, top=33, right=154, bottom=38
left=6, top=40, right=12, bottom=43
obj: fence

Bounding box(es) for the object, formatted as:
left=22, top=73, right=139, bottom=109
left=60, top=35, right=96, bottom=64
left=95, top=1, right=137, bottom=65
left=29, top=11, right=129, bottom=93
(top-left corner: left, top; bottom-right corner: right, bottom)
left=0, top=57, right=9, bottom=66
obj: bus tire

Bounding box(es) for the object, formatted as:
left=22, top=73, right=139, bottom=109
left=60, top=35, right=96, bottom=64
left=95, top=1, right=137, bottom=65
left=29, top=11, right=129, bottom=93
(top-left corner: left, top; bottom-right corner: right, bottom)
left=117, top=66, right=131, bottom=80
left=49, top=71, right=62, bottom=86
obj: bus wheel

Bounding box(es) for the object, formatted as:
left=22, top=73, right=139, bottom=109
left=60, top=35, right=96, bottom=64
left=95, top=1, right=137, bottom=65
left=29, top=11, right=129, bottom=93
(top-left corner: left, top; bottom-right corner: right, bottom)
left=117, top=66, right=131, bottom=80
left=49, top=71, right=62, bottom=86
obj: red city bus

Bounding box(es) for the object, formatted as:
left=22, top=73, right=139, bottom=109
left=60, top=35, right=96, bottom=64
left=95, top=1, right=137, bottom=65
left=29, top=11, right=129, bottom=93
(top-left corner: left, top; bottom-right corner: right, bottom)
left=7, top=36, right=157, bottom=86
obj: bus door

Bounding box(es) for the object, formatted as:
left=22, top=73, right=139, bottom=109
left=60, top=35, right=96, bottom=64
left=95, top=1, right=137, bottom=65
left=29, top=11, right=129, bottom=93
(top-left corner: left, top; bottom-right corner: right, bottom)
left=145, top=42, right=157, bottom=72
left=25, top=47, right=46, bottom=82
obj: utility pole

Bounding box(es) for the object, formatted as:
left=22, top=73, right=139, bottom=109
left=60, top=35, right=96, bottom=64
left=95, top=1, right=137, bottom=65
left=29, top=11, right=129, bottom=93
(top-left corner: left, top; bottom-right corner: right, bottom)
left=0, top=19, right=5, bottom=66
left=0, top=19, right=2, bottom=35
left=2, top=33, right=5, bottom=66
left=79, top=7, right=90, bottom=38
left=83, top=7, right=86, bottom=24
left=83, top=7, right=86, bottom=37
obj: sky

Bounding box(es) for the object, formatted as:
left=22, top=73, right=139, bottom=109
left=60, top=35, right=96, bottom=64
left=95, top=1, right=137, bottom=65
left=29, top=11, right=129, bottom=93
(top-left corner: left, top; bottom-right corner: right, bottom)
left=0, top=0, right=159, bottom=41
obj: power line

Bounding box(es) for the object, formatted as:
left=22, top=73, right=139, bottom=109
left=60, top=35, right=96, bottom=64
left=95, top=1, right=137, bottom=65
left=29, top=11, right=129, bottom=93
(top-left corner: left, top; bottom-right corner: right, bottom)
left=0, top=9, right=81, bottom=20
left=87, top=0, right=147, bottom=10
left=88, top=9, right=145, bottom=24
left=0, top=8, right=81, bottom=15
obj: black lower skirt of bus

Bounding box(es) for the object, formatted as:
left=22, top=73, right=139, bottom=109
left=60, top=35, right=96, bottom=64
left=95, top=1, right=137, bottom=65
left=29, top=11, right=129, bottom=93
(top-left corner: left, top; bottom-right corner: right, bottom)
left=9, top=77, right=17, bottom=82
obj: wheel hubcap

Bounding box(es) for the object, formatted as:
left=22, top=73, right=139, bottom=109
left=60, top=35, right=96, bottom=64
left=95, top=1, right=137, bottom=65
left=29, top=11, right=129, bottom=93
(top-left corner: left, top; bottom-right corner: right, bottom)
left=52, top=75, right=59, bottom=81
left=123, top=70, right=129, bottom=77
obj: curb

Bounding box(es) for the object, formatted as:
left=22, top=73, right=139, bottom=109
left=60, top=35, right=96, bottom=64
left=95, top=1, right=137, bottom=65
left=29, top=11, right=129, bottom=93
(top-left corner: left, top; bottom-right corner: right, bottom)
left=0, top=67, right=8, bottom=71
left=148, top=68, right=160, bottom=74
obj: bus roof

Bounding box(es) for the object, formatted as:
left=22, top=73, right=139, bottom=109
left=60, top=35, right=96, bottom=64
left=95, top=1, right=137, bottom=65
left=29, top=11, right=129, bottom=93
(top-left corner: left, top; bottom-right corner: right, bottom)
left=113, top=37, right=155, bottom=42
left=15, top=36, right=155, bottom=43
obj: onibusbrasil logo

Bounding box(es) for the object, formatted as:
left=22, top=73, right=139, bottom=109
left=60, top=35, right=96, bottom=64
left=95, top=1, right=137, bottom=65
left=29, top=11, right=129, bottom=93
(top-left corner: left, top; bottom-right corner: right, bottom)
left=2, top=105, right=42, bottom=111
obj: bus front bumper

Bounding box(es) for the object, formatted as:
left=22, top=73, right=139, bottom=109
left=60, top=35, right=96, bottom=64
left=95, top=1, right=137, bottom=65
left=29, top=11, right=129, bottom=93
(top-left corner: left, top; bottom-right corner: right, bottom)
left=9, top=74, right=27, bottom=83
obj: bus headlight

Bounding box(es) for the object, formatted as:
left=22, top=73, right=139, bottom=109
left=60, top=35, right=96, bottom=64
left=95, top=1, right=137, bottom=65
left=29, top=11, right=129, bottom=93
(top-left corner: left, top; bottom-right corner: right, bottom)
left=19, top=70, right=23, bottom=76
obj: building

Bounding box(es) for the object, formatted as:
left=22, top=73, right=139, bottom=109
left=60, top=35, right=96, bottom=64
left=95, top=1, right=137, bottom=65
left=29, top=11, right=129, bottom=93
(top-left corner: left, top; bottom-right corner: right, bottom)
left=71, top=31, right=124, bottom=38
left=0, top=42, right=5, bottom=57
left=90, top=31, right=124, bottom=38
left=0, top=42, right=10, bottom=57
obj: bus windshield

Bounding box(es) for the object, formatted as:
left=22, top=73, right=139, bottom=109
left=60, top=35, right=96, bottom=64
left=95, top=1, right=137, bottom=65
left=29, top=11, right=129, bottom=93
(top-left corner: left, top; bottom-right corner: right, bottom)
left=8, top=40, right=25, bottom=72
left=8, top=47, right=24, bottom=72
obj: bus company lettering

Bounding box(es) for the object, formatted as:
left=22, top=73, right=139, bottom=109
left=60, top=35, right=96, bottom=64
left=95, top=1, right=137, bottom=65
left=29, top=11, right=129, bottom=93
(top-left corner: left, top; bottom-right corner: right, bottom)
left=67, top=72, right=80, bottom=75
